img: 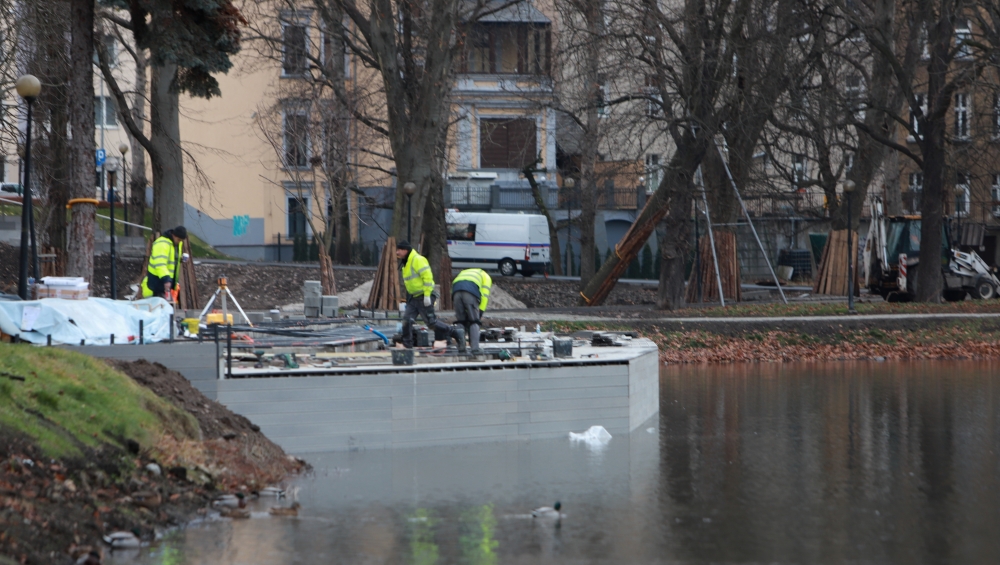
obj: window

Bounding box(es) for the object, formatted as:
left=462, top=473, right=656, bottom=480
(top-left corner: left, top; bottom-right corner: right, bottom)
left=466, top=27, right=491, bottom=73
left=282, top=22, right=309, bottom=76
left=845, top=152, right=855, bottom=173
left=845, top=74, right=864, bottom=120
left=645, top=154, right=661, bottom=192
left=956, top=173, right=970, bottom=217
left=479, top=118, right=536, bottom=168
left=992, top=174, right=1000, bottom=217
left=446, top=223, right=476, bottom=241
left=94, top=35, right=117, bottom=67
left=287, top=197, right=308, bottom=237
left=321, top=21, right=350, bottom=78
left=955, top=20, right=972, bottom=59
left=597, top=77, right=610, bottom=118
left=322, top=115, right=345, bottom=169
left=94, top=96, right=116, bottom=128
left=994, top=95, right=1000, bottom=139
left=645, top=75, right=662, bottom=117
left=792, top=154, right=808, bottom=189
left=909, top=94, right=926, bottom=141
left=283, top=103, right=310, bottom=168
left=955, top=93, right=970, bottom=139
left=908, top=172, right=923, bottom=212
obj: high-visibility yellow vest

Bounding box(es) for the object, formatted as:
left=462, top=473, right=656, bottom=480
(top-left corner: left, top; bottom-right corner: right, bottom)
left=402, top=250, right=434, bottom=297
left=141, top=236, right=181, bottom=297
left=452, top=268, right=492, bottom=311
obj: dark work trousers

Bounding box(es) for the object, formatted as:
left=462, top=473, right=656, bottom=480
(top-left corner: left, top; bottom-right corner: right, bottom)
left=452, top=290, right=482, bottom=349
left=402, top=293, right=453, bottom=348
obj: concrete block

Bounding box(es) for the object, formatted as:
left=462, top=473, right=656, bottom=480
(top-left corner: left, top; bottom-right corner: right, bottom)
left=304, top=296, right=322, bottom=308
left=322, top=295, right=339, bottom=309
left=245, top=312, right=265, bottom=324
left=304, top=306, right=320, bottom=318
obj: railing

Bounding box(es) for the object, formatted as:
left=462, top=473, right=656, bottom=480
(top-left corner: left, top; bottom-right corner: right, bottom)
left=446, top=184, right=559, bottom=211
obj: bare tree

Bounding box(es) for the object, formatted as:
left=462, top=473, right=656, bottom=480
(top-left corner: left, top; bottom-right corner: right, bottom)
left=853, top=0, right=996, bottom=301
left=66, top=0, right=97, bottom=280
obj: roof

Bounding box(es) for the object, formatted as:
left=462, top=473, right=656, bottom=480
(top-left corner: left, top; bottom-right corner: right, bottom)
left=477, top=1, right=550, bottom=23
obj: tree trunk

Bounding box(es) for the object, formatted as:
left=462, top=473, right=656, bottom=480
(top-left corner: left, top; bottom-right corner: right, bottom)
left=657, top=189, right=693, bottom=309
left=422, top=174, right=448, bottom=285
left=318, top=242, right=337, bottom=295
left=882, top=149, right=903, bottom=215
left=334, top=186, right=352, bottom=264
left=150, top=63, right=184, bottom=232
left=524, top=167, right=562, bottom=275
left=131, top=47, right=149, bottom=229
left=577, top=0, right=603, bottom=289
left=579, top=142, right=705, bottom=307
left=916, top=117, right=945, bottom=302
left=45, top=91, right=71, bottom=255
left=66, top=0, right=96, bottom=281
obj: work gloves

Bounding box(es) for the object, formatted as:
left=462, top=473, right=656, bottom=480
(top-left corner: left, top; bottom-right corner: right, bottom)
left=423, top=295, right=432, bottom=307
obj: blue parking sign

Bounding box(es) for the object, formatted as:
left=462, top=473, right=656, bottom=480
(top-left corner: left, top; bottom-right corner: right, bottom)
left=95, top=149, right=106, bottom=167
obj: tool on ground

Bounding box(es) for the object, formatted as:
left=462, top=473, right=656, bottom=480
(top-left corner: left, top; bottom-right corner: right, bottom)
left=198, top=275, right=253, bottom=327
left=276, top=352, right=299, bottom=369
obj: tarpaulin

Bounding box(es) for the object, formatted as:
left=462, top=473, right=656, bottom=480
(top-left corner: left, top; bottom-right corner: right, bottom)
left=0, top=297, right=173, bottom=345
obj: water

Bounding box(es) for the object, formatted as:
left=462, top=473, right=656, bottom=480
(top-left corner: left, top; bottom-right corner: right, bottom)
left=124, top=361, right=1000, bottom=564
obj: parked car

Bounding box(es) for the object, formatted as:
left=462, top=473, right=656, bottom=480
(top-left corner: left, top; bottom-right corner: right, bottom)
left=0, top=183, right=22, bottom=195
left=446, top=210, right=551, bottom=276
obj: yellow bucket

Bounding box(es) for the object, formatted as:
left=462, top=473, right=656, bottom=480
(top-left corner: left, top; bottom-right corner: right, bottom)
left=183, top=318, right=200, bottom=335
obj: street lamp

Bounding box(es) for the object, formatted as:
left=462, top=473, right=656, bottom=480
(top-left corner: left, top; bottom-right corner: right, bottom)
left=843, top=179, right=857, bottom=313
left=119, top=143, right=129, bottom=237
left=403, top=182, right=416, bottom=243
left=16, top=74, right=41, bottom=300
left=563, top=177, right=575, bottom=275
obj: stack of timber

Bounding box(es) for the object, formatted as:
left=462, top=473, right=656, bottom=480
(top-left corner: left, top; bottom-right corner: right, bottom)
left=176, top=237, right=199, bottom=309
left=366, top=237, right=403, bottom=310
left=318, top=250, right=337, bottom=295
left=685, top=231, right=742, bottom=303
left=812, top=229, right=859, bottom=296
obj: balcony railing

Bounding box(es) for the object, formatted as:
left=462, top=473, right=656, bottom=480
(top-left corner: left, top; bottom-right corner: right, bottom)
left=446, top=184, right=558, bottom=211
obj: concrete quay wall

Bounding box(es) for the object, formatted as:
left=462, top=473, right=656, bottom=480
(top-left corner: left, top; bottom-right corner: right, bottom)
left=217, top=348, right=659, bottom=454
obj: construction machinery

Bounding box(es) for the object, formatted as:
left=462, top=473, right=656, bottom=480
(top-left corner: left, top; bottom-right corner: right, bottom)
left=862, top=197, right=1000, bottom=301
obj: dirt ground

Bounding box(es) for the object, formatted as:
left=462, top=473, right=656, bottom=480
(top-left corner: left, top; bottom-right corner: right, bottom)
left=0, top=359, right=303, bottom=565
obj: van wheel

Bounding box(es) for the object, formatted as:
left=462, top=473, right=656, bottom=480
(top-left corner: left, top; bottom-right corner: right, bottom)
left=520, top=269, right=534, bottom=277
left=499, top=259, right=517, bottom=277
left=971, top=277, right=997, bottom=299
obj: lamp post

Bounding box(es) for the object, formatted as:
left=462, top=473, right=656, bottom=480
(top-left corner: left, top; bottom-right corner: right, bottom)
left=119, top=143, right=129, bottom=237
left=843, top=180, right=857, bottom=313
left=563, top=177, right=575, bottom=275
left=109, top=159, right=118, bottom=300
left=16, top=75, right=41, bottom=300
left=403, top=182, right=416, bottom=243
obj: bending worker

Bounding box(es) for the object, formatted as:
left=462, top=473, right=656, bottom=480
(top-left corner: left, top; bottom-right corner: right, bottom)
left=452, top=268, right=492, bottom=354
left=396, top=240, right=465, bottom=351
left=141, top=225, right=187, bottom=301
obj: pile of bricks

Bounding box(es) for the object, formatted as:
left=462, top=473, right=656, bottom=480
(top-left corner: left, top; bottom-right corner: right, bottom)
left=303, top=280, right=339, bottom=318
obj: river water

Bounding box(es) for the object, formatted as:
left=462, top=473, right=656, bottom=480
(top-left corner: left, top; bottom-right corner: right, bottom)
left=122, top=361, right=1000, bottom=564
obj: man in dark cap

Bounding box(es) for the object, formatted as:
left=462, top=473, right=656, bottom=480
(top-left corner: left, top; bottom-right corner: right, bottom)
left=395, top=240, right=465, bottom=351
left=140, top=225, right=187, bottom=301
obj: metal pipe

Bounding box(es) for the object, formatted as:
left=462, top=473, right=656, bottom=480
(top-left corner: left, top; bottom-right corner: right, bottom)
left=110, top=184, right=117, bottom=299
left=698, top=177, right=725, bottom=307
left=714, top=141, right=788, bottom=304
left=139, top=319, right=144, bottom=345
left=226, top=324, right=232, bottom=377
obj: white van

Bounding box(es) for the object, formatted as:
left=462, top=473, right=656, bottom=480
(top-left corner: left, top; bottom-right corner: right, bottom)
left=446, top=211, right=551, bottom=276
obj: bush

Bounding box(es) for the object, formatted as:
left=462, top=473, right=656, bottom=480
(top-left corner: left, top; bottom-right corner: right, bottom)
left=641, top=244, right=654, bottom=279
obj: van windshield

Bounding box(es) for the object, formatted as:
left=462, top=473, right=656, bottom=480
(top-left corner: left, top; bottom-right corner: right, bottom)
left=447, top=223, right=476, bottom=241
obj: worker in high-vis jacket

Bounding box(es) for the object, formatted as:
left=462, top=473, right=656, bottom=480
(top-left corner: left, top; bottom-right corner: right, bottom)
left=140, top=226, right=187, bottom=301
left=452, top=268, right=492, bottom=354
left=396, top=240, right=465, bottom=351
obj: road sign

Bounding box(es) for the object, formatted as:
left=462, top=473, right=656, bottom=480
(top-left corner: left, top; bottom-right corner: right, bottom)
left=95, top=148, right=106, bottom=167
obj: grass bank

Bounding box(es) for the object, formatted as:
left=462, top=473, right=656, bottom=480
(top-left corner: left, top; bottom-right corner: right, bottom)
left=0, top=345, right=198, bottom=458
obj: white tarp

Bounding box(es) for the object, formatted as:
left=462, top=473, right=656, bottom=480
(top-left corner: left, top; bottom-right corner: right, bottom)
left=0, top=297, right=174, bottom=345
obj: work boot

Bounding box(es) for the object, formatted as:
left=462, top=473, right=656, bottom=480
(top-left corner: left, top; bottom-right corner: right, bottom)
left=453, top=327, right=467, bottom=353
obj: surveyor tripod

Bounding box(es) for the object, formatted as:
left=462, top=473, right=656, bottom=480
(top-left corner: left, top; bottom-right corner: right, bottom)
left=198, top=275, right=253, bottom=327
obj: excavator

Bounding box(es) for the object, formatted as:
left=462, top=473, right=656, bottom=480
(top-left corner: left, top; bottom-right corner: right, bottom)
left=862, top=197, right=1000, bottom=301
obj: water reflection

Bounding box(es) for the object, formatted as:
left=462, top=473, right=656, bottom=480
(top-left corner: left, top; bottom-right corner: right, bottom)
left=130, top=361, right=1000, bottom=564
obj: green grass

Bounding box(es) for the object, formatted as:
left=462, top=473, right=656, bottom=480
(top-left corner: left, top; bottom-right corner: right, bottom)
left=0, top=344, right=199, bottom=458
